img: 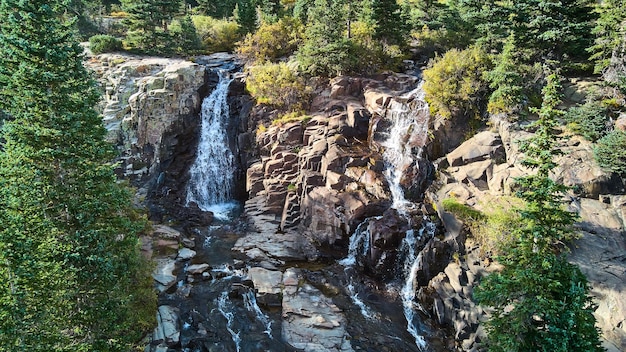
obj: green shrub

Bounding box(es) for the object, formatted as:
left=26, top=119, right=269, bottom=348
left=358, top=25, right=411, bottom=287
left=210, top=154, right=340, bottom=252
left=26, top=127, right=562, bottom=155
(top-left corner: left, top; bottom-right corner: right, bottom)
left=246, top=62, right=311, bottom=110
left=423, top=46, right=492, bottom=120
left=89, top=34, right=123, bottom=54
left=236, top=17, right=304, bottom=63
left=564, top=100, right=612, bottom=142
left=442, top=196, right=523, bottom=256
left=442, top=198, right=485, bottom=222
left=192, top=16, right=241, bottom=53
left=272, top=111, right=310, bottom=126
left=349, top=20, right=404, bottom=74
left=594, top=130, right=626, bottom=175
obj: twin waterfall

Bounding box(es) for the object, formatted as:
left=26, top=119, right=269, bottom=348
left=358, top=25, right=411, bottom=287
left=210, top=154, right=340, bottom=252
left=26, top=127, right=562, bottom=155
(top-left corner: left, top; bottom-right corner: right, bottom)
left=186, top=70, right=434, bottom=350
left=186, top=70, right=238, bottom=220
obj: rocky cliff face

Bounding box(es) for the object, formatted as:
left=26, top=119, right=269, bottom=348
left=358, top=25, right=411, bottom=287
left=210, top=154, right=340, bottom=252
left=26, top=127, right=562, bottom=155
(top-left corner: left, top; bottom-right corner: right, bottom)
left=86, top=54, right=208, bottom=183
left=429, top=121, right=626, bottom=352
left=90, top=52, right=626, bottom=352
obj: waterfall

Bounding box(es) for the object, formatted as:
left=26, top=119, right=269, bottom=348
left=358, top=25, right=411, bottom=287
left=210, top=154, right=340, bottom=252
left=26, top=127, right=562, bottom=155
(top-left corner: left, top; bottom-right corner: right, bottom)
left=400, top=221, right=436, bottom=350
left=381, top=83, right=430, bottom=215
left=339, top=216, right=381, bottom=320
left=339, top=216, right=381, bottom=267
left=381, top=83, right=432, bottom=350
left=186, top=70, right=238, bottom=220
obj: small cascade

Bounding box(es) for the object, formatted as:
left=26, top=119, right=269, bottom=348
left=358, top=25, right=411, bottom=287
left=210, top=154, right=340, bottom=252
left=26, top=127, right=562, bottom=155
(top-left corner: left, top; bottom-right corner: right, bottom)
left=400, top=221, right=436, bottom=350
left=381, top=83, right=430, bottom=215
left=243, top=290, right=273, bottom=338
left=186, top=70, right=238, bottom=220
left=340, top=216, right=381, bottom=320
left=339, top=216, right=381, bottom=267
left=347, top=282, right=376, bottom=320
left=216, top=291, right=242, bottom=352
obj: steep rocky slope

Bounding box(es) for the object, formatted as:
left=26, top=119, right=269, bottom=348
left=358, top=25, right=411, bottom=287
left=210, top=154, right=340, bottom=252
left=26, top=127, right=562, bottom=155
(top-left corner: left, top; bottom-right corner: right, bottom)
left=88, top=52, right=625, bottom=351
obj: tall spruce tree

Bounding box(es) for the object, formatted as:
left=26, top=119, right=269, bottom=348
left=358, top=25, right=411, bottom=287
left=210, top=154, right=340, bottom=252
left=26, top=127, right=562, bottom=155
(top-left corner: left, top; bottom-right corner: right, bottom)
left=474, top=74, right=604, bottom=352
left=369, top=0, right=406, bottom=46
left=296, top=0, right=354, bottom=76
left=0, top=1, right=154, bottom=351
left=589, top=0, right=626, bottom=91
left=121, top=0, right=182, bottom=54
left=235, top=0, right=257, bottom=34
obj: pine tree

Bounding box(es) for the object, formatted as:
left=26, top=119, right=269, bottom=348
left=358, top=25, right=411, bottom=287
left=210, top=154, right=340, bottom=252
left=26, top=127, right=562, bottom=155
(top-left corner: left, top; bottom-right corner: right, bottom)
left=588, top=0, right=626, bottom=91
left=197, top=0, right=237, bottom=18
left=474, top=74, right=604, bottom=352
left=234, top=0, right=257, bottom=34
left=121, top=0, right=182, bottom=54
left=257, top=0, right=283, bottom=23
left=368, top=0, right=406, bottom=46
left=296, top=0, right=354, bottom=76
left=0, top=1, right=154, bottom=350
left=486, top=34, right=525, bottom=114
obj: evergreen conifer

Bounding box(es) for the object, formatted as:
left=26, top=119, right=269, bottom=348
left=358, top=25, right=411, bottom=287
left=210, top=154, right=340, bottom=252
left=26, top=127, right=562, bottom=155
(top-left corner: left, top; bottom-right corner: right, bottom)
left=0, top=1, right=154, bottom=350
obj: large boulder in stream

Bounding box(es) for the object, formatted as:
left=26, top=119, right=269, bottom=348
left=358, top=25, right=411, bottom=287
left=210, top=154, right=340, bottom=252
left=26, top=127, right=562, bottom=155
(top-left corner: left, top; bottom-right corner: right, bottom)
left=281, top=269, right=354, bottom=352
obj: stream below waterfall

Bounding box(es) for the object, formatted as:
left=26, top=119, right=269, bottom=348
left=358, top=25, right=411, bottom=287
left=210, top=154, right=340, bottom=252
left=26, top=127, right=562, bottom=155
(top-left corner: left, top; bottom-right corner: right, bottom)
left=149, top=70, right=449, bottom=352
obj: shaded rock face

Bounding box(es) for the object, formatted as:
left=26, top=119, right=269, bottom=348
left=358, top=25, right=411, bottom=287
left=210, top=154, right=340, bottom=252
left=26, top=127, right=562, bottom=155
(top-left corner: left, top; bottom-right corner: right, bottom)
left=87, top=54, right=207, bottom=183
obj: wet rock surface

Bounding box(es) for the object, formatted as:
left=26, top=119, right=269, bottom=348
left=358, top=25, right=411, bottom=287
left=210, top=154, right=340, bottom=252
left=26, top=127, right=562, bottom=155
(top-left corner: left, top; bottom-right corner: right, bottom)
left=97, top=50, right=626, bottom=352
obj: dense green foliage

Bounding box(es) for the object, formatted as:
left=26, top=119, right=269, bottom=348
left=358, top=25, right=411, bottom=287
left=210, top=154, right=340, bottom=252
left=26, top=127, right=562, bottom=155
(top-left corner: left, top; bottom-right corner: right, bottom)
left=246, top=61, right=310, bottom=110
left=564, top=100, right=612, bottom=142
left=192, top=15, right=241, bottom=53
left=121, top=0, right=182, bottom=54
left=588, top=0, right=626, bottom=88
left=0, top=1, right=155, bottom=350
left=594, top=130, right=626, bottom=176
left=296, top=0, right=354, bottom=76
left=442, top=196, right=523, bottom=256
left=234, top=0, right=257, bottom=34
left=474, top=74, right=604, bottom=352
left=89, top=34, right=123, bottom=54
left=486, top=35, right=525, bottom=115
left=236, top=17, right=303, bottom=63
left=170, top=16, right=203, bottom=54
left=422, top=45, right=492, bottom=120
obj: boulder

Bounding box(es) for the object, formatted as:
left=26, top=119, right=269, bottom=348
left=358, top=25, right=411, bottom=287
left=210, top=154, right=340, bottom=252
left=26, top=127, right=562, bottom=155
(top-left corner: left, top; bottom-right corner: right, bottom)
left=553, top=138, right=624, bottom=198
left=281, top=269, right=354, bottom=352
left=446, top=131, right=504, bottom=167
left=152, top=258, right=177, bottom=292
left=153, top=305, right=180, bottom=347
left=248, top=267, right=283, bottom=307
left=186, top=263, right=210, bottom=274
left=177, top=248, right=196, bottom=261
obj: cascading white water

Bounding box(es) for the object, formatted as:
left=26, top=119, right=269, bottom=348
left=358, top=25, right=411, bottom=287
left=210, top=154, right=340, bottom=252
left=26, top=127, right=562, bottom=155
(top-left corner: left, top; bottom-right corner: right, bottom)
left=243, top=290, right=273, bottom=338
left=217, top=292, right=242, bottom=352
left=381, top=82, right=432, bottom=350
left=339, top=216, right=382, bottom=320
left=381, top=83, right=430, bottom=215
left=400, top=221, right=436, bottom=350
left=339, top=216, right=382, bottom=267
left=186, top=70, right=238, bottom=220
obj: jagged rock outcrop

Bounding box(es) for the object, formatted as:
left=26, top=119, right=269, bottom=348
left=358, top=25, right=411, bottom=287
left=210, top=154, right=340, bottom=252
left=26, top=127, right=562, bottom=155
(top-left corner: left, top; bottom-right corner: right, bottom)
left=428, top=117, right=626, bottom=351
left=242, top=74, right=434, bottom=262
